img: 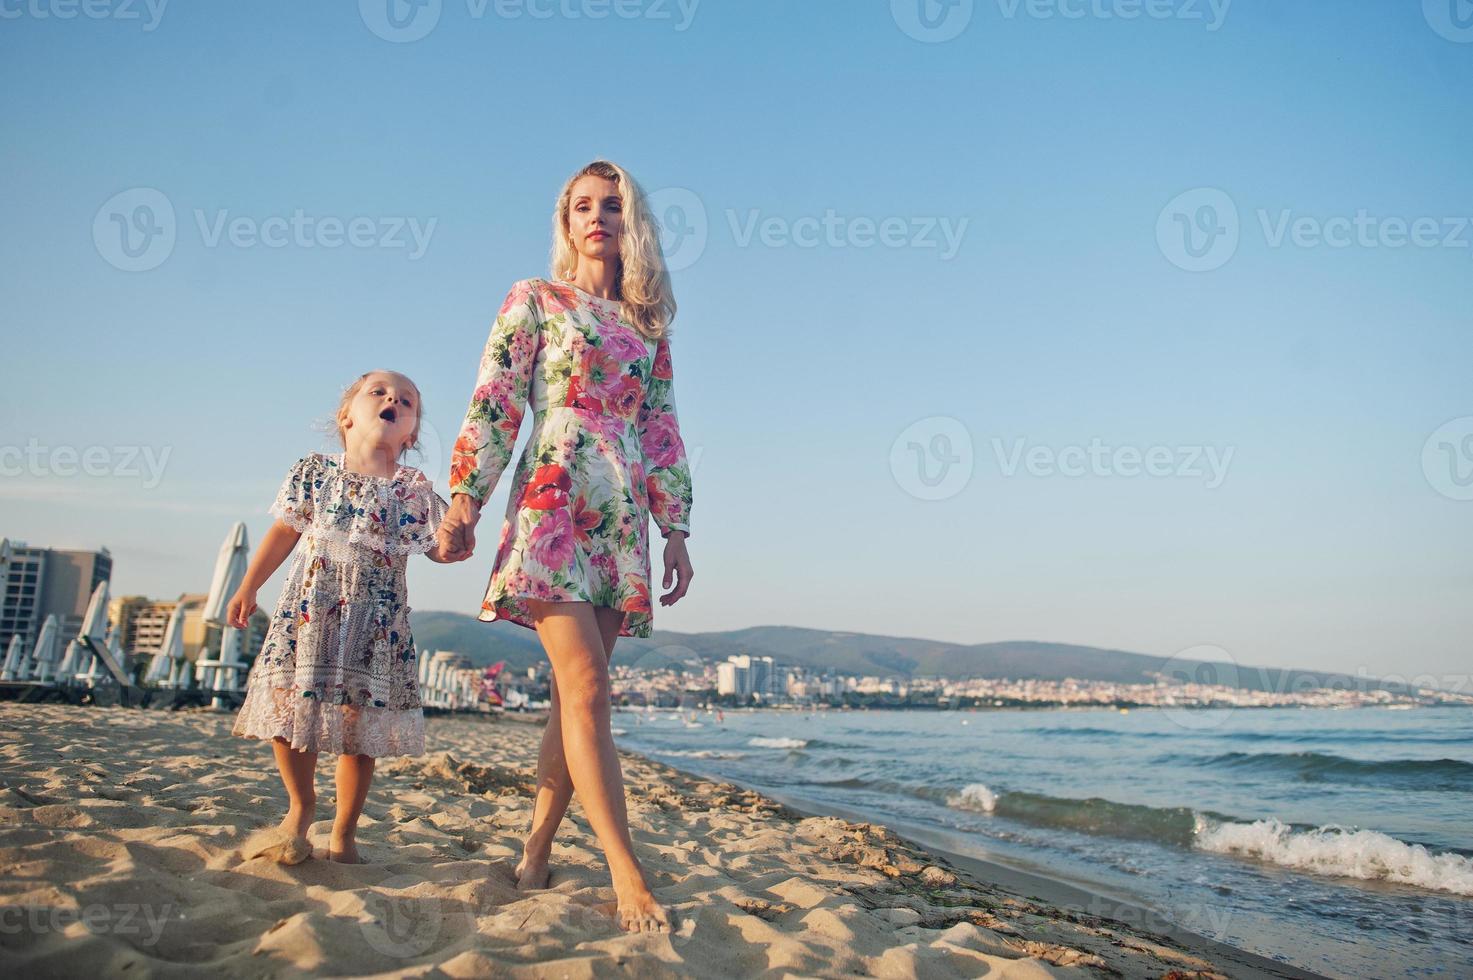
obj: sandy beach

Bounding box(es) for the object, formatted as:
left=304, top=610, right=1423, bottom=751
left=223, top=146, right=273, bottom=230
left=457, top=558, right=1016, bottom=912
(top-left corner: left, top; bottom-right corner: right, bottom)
left=0, top=704, right=1319, bottom=979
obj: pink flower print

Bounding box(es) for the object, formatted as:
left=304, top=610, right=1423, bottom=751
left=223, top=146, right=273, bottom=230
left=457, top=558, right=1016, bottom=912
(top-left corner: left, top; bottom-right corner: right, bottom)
left=640, top=412, right=684, bottom=468
left=599, top=327, right=647, bottom=365
left=528, top=508, right=574, bottom=571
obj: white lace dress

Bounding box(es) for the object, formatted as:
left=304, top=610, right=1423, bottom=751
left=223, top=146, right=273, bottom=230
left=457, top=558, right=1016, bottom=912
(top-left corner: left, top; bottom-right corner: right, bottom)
left=232, top=451, right=449, bottom=757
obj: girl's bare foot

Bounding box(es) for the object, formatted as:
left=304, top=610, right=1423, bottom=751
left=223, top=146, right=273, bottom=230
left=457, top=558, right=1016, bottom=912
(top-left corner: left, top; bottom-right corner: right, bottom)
left=513, top=853, right=551, bottom=890
left=328, top=832, right=365, bottom=864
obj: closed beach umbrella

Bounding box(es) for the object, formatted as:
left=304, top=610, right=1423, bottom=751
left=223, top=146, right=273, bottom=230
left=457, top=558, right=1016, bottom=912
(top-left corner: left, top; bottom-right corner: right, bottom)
left=0, top=635, right=24, bottom=681
left=144, top=603, right=188, bottom=686
left=32, top=615, right=61, bottom=683
left=201, top=522, right=249, bottom=626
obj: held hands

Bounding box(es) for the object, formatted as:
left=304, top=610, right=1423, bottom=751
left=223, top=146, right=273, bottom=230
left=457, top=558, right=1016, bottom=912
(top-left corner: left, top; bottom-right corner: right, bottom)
left=658, top=531, right=693, bottom=606
left=226, top=588, right=258, bottom=629
left=437, top=494, right=481, bottom=563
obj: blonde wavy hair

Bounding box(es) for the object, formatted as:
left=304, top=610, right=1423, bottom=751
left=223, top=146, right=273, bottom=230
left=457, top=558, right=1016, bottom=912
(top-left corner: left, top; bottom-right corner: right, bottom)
left=330, top=370, right=425, bottom=460
left=550, top=160, right=677, bottom=341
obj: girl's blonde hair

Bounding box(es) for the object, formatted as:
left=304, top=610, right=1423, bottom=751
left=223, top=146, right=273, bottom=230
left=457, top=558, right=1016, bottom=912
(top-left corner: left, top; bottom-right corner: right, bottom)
left=331, top=370, right=425, bottom=460
left=550, top=159, right=677, bottom=341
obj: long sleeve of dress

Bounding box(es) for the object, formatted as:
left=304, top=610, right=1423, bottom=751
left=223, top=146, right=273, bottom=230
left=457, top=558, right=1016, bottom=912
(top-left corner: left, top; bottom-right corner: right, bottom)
left=637, top=335, right=693, bottom=539
left=449, top=282, right=541, bottom=508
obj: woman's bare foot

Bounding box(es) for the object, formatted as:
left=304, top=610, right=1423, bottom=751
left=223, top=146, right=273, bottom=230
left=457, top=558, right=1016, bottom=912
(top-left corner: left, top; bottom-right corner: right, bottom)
left=612, top=866, right=671, bottom=933
left=328, top=832, right=365, bottom=864
left=615, top=886, right=672, bottom=933
left=513, top=853, right=551, bottom=890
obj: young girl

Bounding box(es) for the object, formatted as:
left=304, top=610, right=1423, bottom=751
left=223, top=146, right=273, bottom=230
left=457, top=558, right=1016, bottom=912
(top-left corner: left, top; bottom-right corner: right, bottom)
left=228, top=369, right=451, bottom=864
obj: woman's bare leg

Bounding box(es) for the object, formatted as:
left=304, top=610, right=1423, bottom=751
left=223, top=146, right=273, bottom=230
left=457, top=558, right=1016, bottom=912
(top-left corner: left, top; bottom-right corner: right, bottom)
left=524, top=599, right=668, bottom=933
left=330, top=753, right=375, bottom=863
left=515, top=605, right=623, bottom=890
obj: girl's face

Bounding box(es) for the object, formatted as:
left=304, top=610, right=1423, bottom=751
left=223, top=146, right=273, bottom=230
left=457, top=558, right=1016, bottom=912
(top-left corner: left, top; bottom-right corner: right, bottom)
left=566, top=174, right=623, bottom=266
left=342, top=372, right=419, bottom=455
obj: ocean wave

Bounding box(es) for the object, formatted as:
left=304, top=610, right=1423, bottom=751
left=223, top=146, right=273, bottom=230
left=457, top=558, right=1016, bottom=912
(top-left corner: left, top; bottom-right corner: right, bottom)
left=655, top=748, right=747, bottom=760
left=610, top=728, right=627, bottom=736
left=947, top=783, right=997, bottom=814
left=1182, top=751, right=1473, bottom=791
left=747, top=736, right=809, bottom=749
left=1195, top=818, right=1473, bottom=896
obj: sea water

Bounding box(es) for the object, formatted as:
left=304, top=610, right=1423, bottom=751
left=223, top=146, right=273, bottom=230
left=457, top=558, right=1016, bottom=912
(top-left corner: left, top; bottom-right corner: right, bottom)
left=613, top=704, right=1473, bottom=978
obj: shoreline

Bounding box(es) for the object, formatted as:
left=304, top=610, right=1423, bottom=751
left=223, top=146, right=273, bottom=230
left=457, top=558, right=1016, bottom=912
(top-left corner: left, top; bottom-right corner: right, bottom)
left=751, top=785, right=1326, bottom=980
left=1, top=704, right=1332, bottom=978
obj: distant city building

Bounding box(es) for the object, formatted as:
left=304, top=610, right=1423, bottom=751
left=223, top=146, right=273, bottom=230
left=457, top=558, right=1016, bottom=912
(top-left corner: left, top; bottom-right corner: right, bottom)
left=0, top=542, right=111, bottom=654
left=715, top=654, right=789, bottom=701
left=108, top=592, right=269, bottom=667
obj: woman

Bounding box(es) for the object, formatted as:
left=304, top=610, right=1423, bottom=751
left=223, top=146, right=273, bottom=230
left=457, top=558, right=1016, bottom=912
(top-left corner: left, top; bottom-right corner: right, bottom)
left=438, top=160, right=694, bottom=934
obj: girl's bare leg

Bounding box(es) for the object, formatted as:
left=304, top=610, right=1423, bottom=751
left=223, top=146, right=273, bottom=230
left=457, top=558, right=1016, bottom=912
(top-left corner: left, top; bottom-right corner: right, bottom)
left=524, top=599, right=669, bottom=933
left=515, top=605, right=622, bottom=890
left=330, top=753, right=376, bottom=863
left=258, top=738, right=317, bottom=863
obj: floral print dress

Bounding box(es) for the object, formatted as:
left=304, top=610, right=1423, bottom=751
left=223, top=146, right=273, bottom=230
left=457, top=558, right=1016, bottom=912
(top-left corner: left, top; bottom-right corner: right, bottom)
left=449, top=277, right=693, bottom=638
left=232, top=451, right=449, bottom=757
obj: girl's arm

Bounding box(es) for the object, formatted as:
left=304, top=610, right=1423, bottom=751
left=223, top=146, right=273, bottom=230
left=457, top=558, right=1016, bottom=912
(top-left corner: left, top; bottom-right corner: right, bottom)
left=226, top=519, right=302, bottom=628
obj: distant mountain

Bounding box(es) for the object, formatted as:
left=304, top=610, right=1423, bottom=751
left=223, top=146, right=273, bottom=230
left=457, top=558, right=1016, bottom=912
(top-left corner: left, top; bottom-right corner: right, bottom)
left=408, top=612, right=1415, bottom=694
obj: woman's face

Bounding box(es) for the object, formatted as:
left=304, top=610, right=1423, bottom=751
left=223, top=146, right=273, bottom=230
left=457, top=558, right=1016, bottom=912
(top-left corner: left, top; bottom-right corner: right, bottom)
left=566, top=174, right=623, bottom=266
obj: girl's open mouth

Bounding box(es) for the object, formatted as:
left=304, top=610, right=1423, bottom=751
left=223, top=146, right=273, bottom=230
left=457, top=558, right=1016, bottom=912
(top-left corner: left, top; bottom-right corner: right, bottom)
left=379, top=407, right=398, bottom=422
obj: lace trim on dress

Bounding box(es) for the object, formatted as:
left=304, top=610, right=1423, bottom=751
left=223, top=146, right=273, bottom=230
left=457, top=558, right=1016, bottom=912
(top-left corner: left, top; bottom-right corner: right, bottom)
left=232, top=687, right=426, bottom=757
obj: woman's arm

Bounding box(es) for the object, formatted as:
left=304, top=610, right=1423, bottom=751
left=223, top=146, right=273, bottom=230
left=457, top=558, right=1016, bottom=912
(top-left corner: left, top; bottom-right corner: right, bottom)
left=226, top=519, right=301, bottom=628
left=440, top=281, right=541, bottom=560
left=638, top=335, right=693, bottom=540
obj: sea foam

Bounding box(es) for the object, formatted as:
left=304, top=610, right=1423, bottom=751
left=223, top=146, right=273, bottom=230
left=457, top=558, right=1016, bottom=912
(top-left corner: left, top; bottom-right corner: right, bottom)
left=747, top=736, right=809, bottom=749
left=1194, top=817, right=1473, bottom=896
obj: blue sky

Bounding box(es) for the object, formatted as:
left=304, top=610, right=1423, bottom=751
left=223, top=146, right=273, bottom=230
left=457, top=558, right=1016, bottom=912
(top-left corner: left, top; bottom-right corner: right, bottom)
left=2, top=0, right=1470, bottom=681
